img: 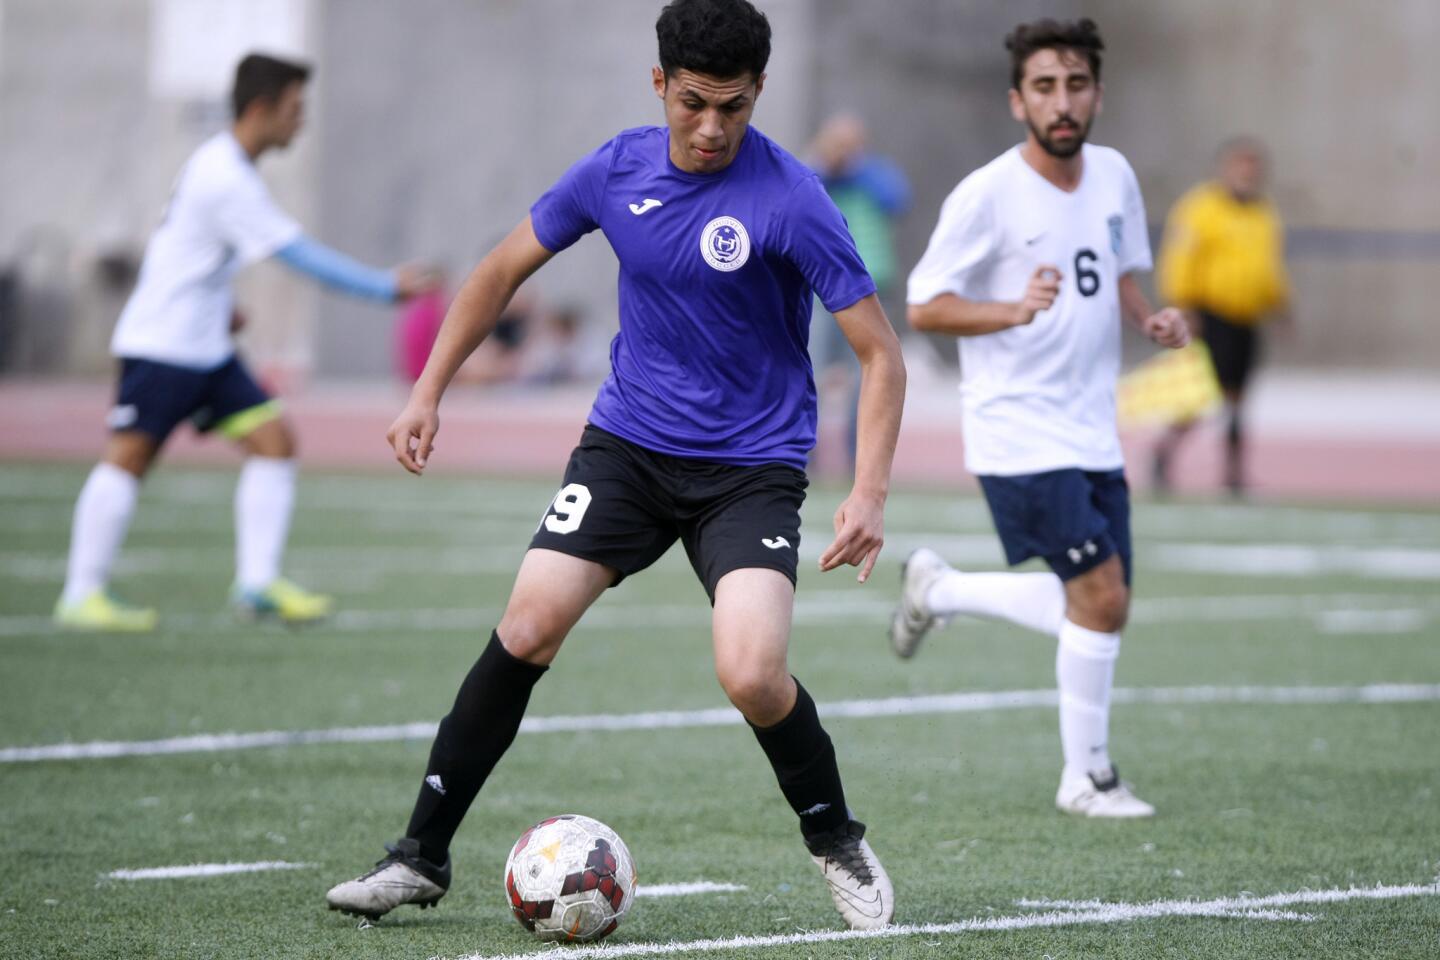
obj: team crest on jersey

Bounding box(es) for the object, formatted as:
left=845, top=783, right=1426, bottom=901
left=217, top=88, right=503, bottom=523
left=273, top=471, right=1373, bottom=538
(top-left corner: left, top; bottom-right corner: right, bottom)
left=700, top=216, right=750, bottom=272
left=1107, top=214, right=1124, bottom=255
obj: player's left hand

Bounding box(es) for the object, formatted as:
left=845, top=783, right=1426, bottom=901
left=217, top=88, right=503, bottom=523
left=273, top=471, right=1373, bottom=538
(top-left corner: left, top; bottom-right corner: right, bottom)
left=1144, top=307, right=1190, bottom=349
left=820, top=490, right=886, bottom=583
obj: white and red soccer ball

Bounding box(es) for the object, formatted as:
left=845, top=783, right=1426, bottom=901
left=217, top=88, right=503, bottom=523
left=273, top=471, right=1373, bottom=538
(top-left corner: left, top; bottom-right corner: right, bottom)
left=503, top=814, right=637, bottom=942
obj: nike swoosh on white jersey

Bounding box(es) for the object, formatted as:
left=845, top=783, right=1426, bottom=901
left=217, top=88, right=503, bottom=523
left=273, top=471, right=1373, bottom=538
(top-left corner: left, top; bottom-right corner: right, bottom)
left=628, top=198, right=664, bottom=215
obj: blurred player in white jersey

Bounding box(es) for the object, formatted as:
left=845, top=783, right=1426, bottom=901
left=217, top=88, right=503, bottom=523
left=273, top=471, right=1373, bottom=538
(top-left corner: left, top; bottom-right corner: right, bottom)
left=892, top=19, right=1188, bottom=817
left=55, top=54, right=432, bottom=631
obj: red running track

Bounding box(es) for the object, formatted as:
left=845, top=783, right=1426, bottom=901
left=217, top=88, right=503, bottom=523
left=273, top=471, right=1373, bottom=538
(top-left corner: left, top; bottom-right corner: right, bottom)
left=3, top=379, right=1438, bottom=503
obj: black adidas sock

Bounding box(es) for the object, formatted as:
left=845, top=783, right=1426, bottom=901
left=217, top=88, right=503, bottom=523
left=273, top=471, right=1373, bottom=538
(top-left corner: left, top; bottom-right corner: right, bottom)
left=405, top=631, right=547, bottom=862
left=750, top=678, right=850, bottom=839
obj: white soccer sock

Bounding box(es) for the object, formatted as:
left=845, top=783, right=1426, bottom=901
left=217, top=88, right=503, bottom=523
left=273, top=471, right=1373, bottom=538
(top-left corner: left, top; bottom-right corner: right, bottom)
left=925, top=570, right=1066, bottom=636
left=1056, top=619, right=1120, bottom=777
left=61, top=462, right=141, bottom=605
left=234, top=457, right=297, bottom=592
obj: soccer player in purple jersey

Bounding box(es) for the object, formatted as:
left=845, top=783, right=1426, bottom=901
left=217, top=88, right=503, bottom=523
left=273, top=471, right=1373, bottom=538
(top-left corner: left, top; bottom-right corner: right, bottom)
left=326, top=0, right=905, bottom=930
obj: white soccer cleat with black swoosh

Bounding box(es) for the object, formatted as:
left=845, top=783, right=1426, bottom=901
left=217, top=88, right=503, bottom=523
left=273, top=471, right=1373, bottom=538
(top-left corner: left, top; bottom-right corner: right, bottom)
left=806, top=820, right=894, bottom=929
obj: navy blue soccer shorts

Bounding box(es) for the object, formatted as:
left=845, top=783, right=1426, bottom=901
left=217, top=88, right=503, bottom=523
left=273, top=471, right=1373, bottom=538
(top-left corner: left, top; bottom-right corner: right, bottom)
left=107, top=356, right=278, bottom=445
left=977, top=468, right=1132, bottom=584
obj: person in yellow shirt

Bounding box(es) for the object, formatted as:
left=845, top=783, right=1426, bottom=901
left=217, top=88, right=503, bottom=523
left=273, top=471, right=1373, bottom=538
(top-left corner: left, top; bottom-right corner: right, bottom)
left=1155, top=137, right=1291, bottom=494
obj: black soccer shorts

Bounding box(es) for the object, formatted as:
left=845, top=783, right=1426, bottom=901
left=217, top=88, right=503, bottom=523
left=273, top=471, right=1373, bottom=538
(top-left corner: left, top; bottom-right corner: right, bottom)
left=528, top=425, right=807, bottom=602
left=1200, top=310, right=1261, bottom=391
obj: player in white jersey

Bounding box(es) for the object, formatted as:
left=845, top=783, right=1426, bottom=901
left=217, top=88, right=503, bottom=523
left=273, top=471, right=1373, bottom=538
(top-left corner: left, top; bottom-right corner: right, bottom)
left=55, top=54, right=431, bottom=631
left=891, top=19, right=1188, bottom=817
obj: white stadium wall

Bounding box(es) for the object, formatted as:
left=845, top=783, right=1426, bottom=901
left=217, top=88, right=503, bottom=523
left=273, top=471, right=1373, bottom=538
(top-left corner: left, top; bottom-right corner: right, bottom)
left=0, top=0, right=1435, bottom=376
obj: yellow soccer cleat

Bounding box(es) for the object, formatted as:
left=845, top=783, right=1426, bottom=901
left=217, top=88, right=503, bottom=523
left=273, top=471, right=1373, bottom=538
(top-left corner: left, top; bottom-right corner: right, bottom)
left=231, top=578, right=334, bottom=625
left=53, top=591, right=158, bottom=633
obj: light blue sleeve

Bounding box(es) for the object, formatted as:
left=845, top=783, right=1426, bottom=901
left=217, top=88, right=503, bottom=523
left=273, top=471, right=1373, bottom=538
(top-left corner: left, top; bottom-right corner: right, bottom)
left=273, top=236, right=398, bottom=302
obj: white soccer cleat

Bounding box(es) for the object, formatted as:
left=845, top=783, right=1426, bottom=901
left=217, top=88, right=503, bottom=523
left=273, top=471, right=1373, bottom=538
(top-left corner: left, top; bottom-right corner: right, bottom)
left=888, top=547, right=952, bottom=659
left=1056, top=766, right=1156, bottom=818
left=326, top=839, right=451, bottom=920
left=806, top=820, right=894, bottom=930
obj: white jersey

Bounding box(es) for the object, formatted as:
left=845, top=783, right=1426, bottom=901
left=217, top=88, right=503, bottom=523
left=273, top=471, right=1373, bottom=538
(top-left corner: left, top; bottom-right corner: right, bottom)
left=907, top=144, right=1152, bottom=476
left=110, top=132, right=302, bottom=368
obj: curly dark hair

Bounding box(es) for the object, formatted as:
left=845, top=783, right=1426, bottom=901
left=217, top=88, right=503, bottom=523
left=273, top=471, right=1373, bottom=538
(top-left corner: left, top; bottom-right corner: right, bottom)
left=656, top=0, right=771, bottom=81
left=231, top=53, right=310, bottom=119
left=1004, top=18, right=1104, bottom=90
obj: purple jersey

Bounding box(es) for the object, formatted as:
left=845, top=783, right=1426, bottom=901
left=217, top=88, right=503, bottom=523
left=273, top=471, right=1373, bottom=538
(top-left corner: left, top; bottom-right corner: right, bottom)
left=530, top=125, right=875, bottom=469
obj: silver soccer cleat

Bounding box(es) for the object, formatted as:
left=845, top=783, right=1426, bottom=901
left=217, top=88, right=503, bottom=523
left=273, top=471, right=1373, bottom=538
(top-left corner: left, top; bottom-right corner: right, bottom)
left=1055, top=766, right=1156, bottom=818
left=326, top=839, right=451, bottom=920
left=888, top=547, right=952, bottom=659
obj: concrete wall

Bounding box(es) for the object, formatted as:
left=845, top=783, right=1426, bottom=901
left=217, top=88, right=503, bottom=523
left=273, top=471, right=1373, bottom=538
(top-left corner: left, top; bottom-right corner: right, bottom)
left=308, top=0, right=817, bottom=377
left=1, top=0, right=1435, bottom=376
left=805, top=0, right=1079, bottom=329
left=1086, top=0, right=1440, bottom=368
left=0, top=0, right=320, bottom=376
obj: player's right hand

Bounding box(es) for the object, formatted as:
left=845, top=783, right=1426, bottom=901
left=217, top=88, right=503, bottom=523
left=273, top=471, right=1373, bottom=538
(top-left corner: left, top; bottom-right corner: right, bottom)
left=1013, top=265, right=1062, bottom=326
left=387, top=400, right=440, bottom=475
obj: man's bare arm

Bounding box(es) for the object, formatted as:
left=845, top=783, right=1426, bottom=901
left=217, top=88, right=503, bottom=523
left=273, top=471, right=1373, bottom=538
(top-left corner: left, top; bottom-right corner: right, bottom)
left=818, top=293, right=906, bottom=583
left=1118, top=272, right=1190, bottom=349
left=908, top=265, right=1061, bottom=337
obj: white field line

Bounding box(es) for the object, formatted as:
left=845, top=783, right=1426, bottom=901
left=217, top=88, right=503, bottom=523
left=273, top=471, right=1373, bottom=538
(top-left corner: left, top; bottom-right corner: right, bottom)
left=5, top=683, right=1438, bottom=765
left=0, top=546, right=525, bottom=582
left=2, top=592, right=1438, bottom=638
left=451, top=881, right=1440, bottom=960
left=6, top=539, right=1440, bottom=584
left=0, top=473, right=549, bottom=517
left=1126, top=592, right=1440, bottom=624
left=1147, top=542, right=1440, bottom=581
left=7, top=470, right=1440, bottom=540
left=106, top=861, right=313, bottom=880
left=99, top=863, right=724, bottom=893
left=1315, top=609, right=1430, bottom=634
left=636, top=882, right=746, bottom=898
left=0, top=504, right=545, bottom=535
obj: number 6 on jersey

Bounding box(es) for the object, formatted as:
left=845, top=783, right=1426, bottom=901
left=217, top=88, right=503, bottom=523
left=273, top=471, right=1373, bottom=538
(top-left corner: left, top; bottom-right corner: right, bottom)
left=543, top=483, right=593, bottom=534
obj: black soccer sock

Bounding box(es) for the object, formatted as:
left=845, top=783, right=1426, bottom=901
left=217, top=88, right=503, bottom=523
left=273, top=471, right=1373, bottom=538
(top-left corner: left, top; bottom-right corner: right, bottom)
left=750, top=678, right=850, bottom=839
left=1226, top=411, right=1244, bottom=486
left=405, top=631, right=548, bottom=862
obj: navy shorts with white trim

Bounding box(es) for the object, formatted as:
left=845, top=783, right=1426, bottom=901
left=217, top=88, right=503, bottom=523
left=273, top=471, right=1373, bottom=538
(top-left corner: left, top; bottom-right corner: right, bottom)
left=109, top=355, right=271, bottom=444
left=977, top=467, right=1132, bottom=584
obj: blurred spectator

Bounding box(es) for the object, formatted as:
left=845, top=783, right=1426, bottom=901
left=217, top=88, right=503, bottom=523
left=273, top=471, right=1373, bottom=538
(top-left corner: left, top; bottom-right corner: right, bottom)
left=516, top=304, right=589, bottom=386
left=1155, top=137, right=1292, bottom=495
left=455, top=287, right=537, bottom=385
left=806, top=113, right=911, bottom=471
left=400, top=283, right=592, bottom=388
left=395, top=284, right=447, bottom=383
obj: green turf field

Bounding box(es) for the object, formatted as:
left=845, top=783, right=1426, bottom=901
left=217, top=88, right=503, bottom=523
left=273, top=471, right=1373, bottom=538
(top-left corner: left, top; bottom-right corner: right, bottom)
left=2, top=462, right=1437, bottom=959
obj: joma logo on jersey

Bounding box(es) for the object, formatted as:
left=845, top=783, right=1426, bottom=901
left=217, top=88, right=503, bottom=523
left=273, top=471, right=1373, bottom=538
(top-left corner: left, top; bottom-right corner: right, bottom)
left=700, top=216, right=750, bottom=272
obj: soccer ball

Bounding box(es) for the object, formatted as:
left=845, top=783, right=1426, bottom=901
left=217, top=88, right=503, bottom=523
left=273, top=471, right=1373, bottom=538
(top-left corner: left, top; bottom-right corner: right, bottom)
left=503, top=814, right=637, bottom=942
